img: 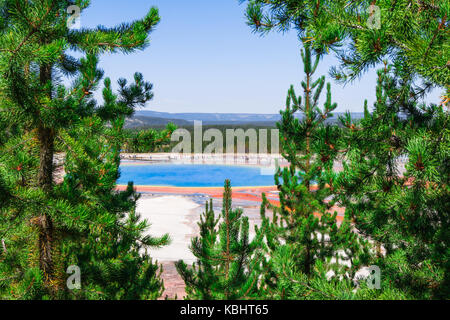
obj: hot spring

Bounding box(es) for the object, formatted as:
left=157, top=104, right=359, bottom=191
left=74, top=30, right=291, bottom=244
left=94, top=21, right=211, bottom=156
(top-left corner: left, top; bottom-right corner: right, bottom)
left=117, top=163, right=276, bottom=187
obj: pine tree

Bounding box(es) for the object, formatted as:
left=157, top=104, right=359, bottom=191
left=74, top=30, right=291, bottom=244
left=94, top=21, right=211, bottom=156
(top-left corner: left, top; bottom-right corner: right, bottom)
left=243, top=0, right=448, bottom=300
left=258, top=38, right=371, bottom=299
left=336, top=63, right=449, bottom=299
left=175, top=180, right=266, bottom=300
left=0, top=1, right=169, bottom=299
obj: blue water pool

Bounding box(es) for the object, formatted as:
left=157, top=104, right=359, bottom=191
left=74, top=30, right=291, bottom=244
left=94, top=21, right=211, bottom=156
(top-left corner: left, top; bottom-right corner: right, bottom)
left=118, top=164, right=275, bottom=187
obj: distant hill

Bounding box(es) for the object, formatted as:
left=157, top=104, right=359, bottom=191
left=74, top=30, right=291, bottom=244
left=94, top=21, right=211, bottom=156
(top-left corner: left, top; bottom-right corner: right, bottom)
left=125, top=115, right=192, bottom=129
left=134, top=110, right=282, bottom=124
left=126, top=110, right=365, bottom=129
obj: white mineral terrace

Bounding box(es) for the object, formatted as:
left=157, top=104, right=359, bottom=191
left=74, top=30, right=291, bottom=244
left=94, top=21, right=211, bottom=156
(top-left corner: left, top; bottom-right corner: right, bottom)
left=120, top=152, right=289, bottom=166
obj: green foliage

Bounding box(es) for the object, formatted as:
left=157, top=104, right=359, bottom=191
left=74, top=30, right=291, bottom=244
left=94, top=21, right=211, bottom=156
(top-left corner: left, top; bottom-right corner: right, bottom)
left=0, top=0, right=447, bottom=301
left=258, top=39, right=372, bottom=299
left=123, top=123, right=177, bottom=153
left=0, top=0, right=169, bottom=299
left=242, top=0, right=449, bottom=300
left=169, top=124, right=280, bottom=154
left=175, top=180, right=266, bottom=300
left=266, top=246, right=408, bottom=300
left=336, top=63, right=450, bottom=299
left=241, top=0, right=449, bottom=87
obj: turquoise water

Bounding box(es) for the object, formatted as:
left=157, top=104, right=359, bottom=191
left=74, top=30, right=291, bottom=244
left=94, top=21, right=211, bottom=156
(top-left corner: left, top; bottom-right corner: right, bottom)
left=118, top=164, right=275, bottom=187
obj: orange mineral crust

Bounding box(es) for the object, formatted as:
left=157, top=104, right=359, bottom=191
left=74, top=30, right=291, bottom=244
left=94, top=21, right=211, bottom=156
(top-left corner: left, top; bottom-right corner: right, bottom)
left=116, top=185, right=344, bottom=222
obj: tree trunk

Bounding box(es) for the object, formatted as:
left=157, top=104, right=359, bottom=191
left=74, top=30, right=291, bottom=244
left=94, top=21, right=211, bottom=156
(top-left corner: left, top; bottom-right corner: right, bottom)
left=37, top=126, right=54, bottom=190
left=37, top=125, right=55, bottom=285
left=305, top=72, right=311, bottom=191
left=37, top=64, right=56, bottom=290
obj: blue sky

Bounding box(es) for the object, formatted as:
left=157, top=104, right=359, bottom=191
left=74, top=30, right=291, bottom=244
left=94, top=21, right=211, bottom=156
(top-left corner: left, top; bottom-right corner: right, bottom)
left=78, top=0, right=442, bottom=114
